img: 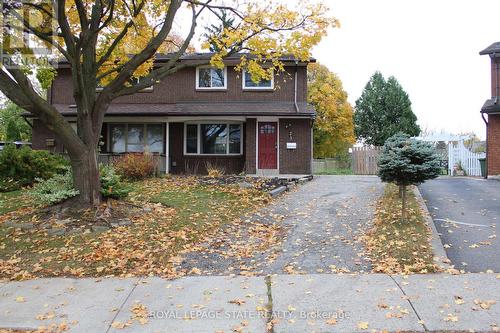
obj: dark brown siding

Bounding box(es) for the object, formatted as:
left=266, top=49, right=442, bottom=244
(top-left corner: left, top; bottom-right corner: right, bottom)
left=168, top=122, right=245, bottom=175
left=245, top=118, right=256, bottom=174
left=32, top=119, right=64, bottom=153
left=51, top=66, right=307, bottom=105
left=487, top=114, right=500, bottom=176
left=279, top=118, right=312, bottom=174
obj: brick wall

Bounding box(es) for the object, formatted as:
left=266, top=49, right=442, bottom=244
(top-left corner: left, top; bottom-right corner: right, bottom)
left=51, top=66, right=307, bottom=105
left=487, top=114, right=500, bottom=176
left=245, top=119, right=256, bottom=174
left=279, top=118, right=312, bottom=174
left=491, top=58, right=500, bottom=98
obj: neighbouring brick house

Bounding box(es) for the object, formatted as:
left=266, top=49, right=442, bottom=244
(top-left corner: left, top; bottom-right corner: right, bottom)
left=30, top=54, right=315, bottom=175
left=480, top=43, right=500, bottom=177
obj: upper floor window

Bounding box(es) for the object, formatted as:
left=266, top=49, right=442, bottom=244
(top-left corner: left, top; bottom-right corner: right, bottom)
left=243, top=70, right=274, bottom=90
left=196, top=66, right=227, bottom=90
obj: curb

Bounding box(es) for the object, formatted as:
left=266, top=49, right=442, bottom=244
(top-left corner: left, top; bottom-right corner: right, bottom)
left=267, top=175, right=314, bottom=198
left=412, top=186, right=452, bottom=271
left=268, top=185, right=287, bottom=197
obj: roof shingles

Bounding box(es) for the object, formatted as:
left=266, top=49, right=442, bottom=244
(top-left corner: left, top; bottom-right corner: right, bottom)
left=50, top=102, right=315, bottom=117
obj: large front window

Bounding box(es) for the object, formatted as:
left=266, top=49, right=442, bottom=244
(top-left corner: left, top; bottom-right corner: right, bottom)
left=185, top=123, right=242, bottom=155
left=109, top=124, right=164, bottom=153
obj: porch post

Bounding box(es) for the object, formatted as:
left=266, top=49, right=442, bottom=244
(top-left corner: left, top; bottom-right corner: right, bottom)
left=165, top=121, right=169, bottom=174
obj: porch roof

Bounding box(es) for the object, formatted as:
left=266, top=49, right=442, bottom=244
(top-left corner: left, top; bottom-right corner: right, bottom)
left=481, top=98, right=500, bottom=114
left=51, top=102, right=316, bottom=117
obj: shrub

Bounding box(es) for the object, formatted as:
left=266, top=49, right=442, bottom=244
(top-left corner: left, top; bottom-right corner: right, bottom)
left=113, top=153, right=157, bottom=180
left=0, top=145, right=69, bottom=191
left=30, top=167, right=79, bottom=205
left=99, top=164, right=130, bottom=199
left=378, top=133, right=441, bottom=221
left=205, top=161, right=225, bottom=178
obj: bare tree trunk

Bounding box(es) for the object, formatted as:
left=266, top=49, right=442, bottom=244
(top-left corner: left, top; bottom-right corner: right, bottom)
left=401, top=185, right=406, bottom=222
left=70, top=147, right=101, bottom=206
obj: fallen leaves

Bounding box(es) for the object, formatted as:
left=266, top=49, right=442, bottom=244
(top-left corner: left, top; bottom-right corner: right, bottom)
left=0, top=176, right=271, bottom=280
left=443, top=313, right=459, bottom=322
left=364, top=184, right=437, bottom=274
left=473, top=299, right=496, bottom=310
left=229, top=299, right=246, bottom=306
left=357, top=321, right=369, bottom=330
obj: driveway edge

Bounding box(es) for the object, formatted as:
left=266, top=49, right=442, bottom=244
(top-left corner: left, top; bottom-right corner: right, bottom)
left=412, top=186, right=451, bottom=271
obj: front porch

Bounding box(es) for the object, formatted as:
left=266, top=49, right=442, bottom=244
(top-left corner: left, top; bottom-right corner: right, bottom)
left=32, top=116, right=313, bottom=175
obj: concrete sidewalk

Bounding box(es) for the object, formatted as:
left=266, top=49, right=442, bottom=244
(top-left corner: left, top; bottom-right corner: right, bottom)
left=0, top=273, right=499, bottom=333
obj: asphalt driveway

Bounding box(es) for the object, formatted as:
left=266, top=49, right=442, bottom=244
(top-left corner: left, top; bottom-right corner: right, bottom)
left=181, top=175, right=383, bottom=275
left=419, top=177, right=500, bottom=272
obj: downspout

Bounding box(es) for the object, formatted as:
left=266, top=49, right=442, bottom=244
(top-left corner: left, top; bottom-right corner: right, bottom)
left=294, top=60, right=299, bottom=113
left=482, top=111, right=489, bottom=178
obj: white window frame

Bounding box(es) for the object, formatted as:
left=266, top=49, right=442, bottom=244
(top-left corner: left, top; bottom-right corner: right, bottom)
left=196, top=66, right=228, bottom=90
left=183, top=122, right=243, bottom=156
left=242, top=69, right=274, bottom=90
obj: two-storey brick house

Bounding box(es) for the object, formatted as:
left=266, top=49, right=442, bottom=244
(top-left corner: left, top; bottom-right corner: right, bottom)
left=480, top=43, right=500, bottom=177
left=30, top=54, right=315, bottom=175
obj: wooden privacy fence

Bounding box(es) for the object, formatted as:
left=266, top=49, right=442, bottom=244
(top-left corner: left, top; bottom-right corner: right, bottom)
left=351, top=146, right=382, bottom=175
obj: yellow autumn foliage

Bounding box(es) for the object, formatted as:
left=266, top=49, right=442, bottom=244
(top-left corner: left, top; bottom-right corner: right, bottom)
left=51, top=0, right=335, bottom=86
left=307, top=63, right=355, bottom=158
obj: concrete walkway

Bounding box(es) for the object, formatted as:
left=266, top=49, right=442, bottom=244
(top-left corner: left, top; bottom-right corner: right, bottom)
left=1, top=273, right=499, bottom=332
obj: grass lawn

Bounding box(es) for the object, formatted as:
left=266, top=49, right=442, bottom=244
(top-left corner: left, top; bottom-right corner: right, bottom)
left=364, top=183, right=437, bottom=274
left=314, top=167, right=353, bottom=175
left=0, top=176, right=269, bottom=280
left=0, top=190, right=30, bottom=215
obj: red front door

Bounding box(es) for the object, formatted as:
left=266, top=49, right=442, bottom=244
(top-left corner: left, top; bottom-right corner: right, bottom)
left=258, top=122, right=277, bottom=169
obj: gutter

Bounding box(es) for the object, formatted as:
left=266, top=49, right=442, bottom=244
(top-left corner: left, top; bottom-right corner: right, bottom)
left=294, top=60, right=300, bottom=113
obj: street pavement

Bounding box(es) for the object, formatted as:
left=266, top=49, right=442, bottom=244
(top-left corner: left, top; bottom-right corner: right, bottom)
left=419, top=177, right=500, bottom=272
left=0, top=273, right=499, bottom=332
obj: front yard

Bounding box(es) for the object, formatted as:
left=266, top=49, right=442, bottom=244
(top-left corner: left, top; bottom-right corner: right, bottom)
left=0, top=176, right=270, bottom=280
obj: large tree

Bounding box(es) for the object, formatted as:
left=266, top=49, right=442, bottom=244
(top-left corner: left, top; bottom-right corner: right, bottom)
left=307, top=63, right=354, bottom=158
left=354, top=72, right=420, bottom=146
left=0, top=0, right=336, bottom=206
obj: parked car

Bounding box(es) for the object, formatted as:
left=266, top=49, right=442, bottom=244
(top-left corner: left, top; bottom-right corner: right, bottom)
left=0, top=141, right=32, bottom=151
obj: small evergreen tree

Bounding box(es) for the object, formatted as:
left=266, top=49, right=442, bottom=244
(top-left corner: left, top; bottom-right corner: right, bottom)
left=354, top=72, right=420, bottom=145
left=378, top=133, right=441, bottom=221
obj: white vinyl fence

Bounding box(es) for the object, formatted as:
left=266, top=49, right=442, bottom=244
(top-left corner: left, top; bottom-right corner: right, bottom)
left=448, top=140, right=485, bottom=176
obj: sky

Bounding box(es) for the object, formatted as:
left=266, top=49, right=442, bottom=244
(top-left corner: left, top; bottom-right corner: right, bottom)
left=312, top=0, right=500, bottom=139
